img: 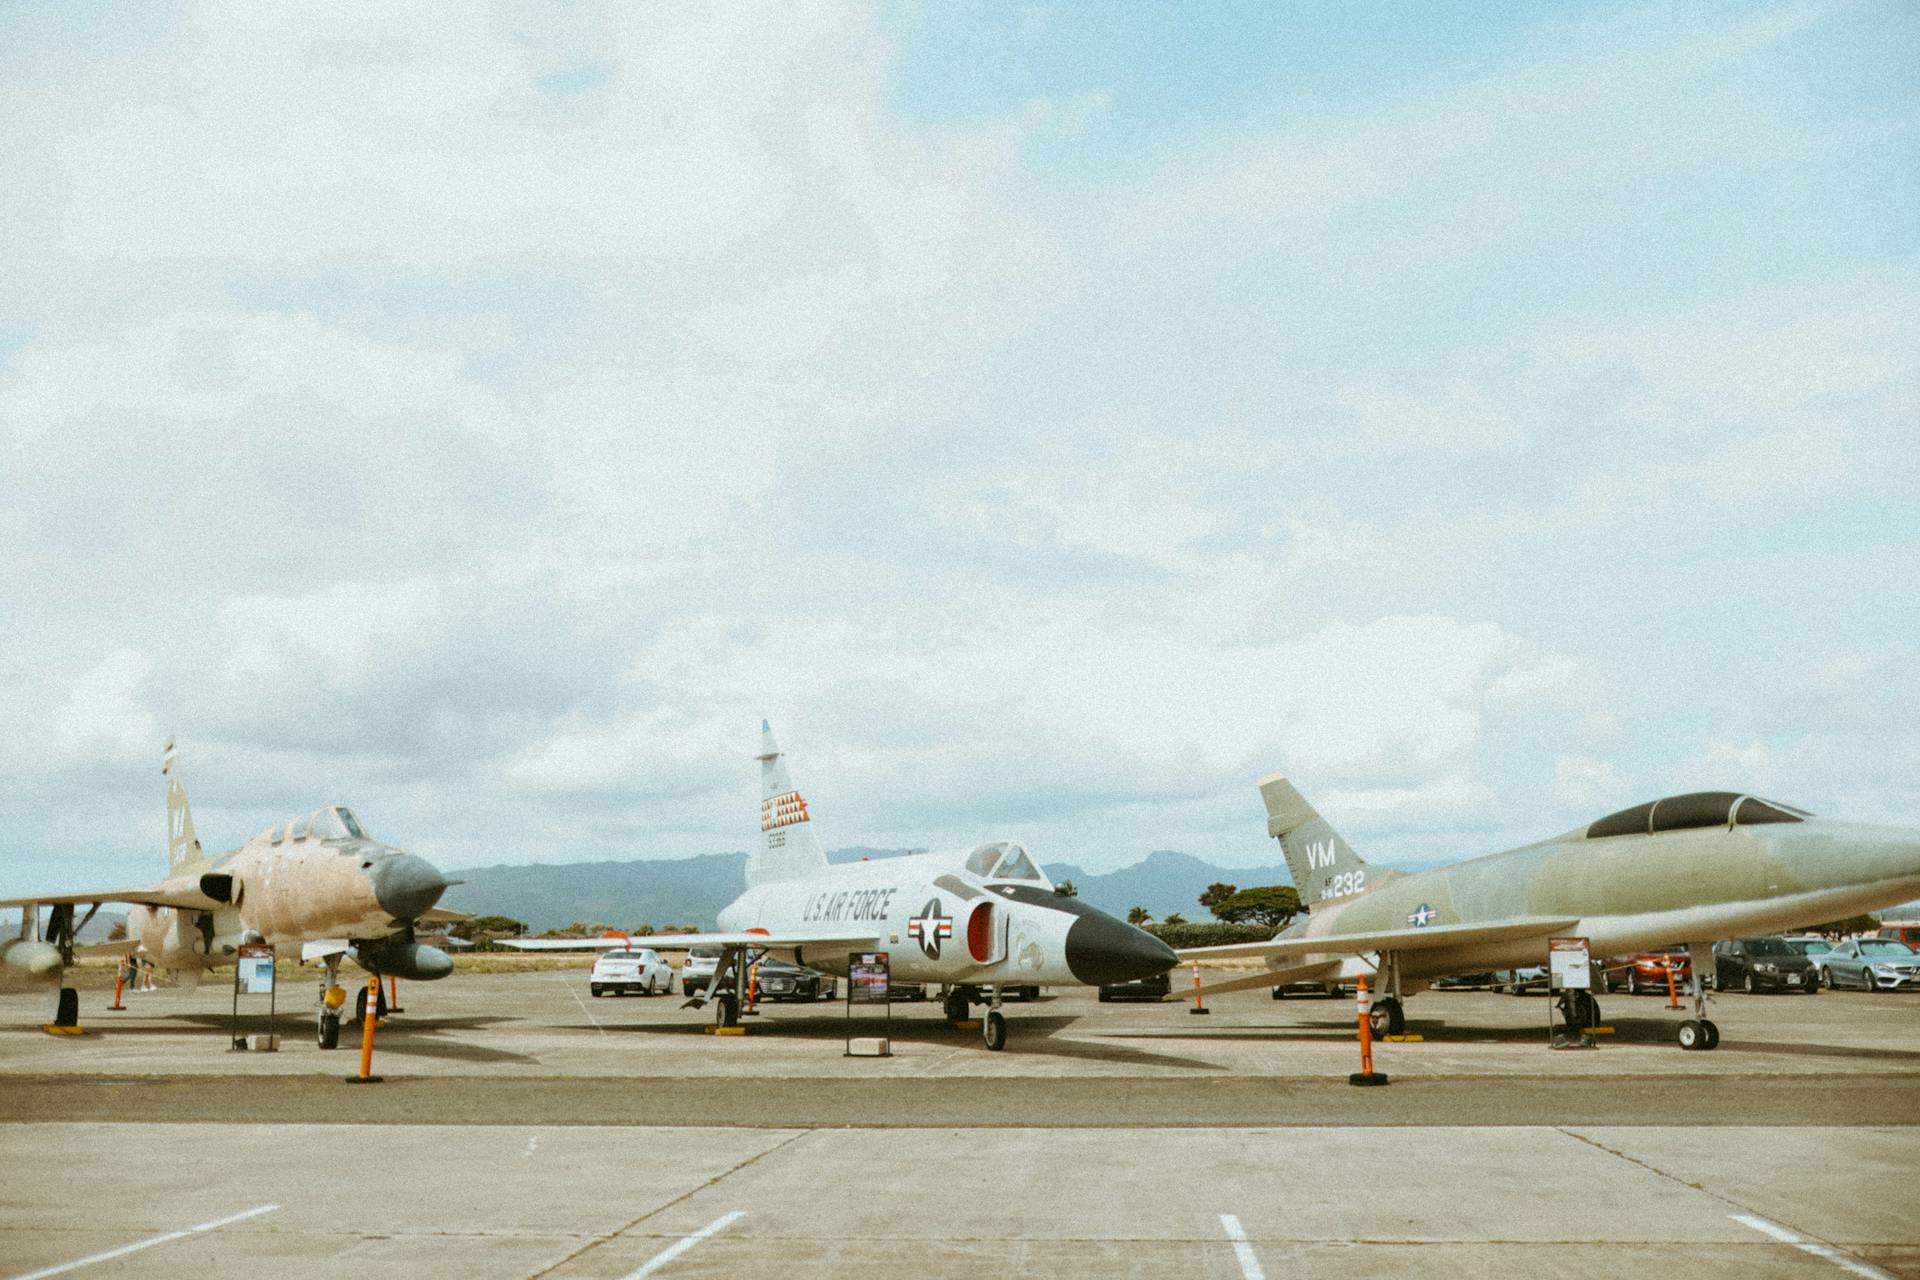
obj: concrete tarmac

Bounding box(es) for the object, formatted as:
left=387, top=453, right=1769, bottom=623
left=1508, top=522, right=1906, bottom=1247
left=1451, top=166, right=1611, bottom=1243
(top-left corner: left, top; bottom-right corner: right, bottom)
left=3, top=972, right=1916, bottom=1278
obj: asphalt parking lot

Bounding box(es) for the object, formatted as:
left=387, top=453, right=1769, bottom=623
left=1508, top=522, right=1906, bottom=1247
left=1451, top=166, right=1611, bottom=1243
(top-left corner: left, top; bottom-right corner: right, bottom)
left=3, top=971, right=1916, bottom=1278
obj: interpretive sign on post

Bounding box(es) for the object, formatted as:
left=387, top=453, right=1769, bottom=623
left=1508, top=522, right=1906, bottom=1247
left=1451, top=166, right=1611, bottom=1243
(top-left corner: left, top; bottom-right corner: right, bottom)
left=230, top=943, right=278, bottom=1051
left=1546, top=936, right=1596, bottom=1050
left=1549, top=936, right=1591, bottom=989
left=845, top=951, right=892, bottom=1057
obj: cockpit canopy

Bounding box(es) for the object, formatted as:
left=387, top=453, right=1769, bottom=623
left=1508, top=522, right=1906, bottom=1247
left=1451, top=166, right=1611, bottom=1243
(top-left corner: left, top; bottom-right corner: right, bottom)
left=1585, top=792, right=1810, bottom=840
left=267, top=805, right=368, bottom=846
left=962, top=840, right=1051, bottom=886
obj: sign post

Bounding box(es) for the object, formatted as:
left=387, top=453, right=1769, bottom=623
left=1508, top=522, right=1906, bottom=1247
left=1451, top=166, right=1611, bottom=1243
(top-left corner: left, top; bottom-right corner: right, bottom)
left=229, top=943, right=279, bottom=1052
left=1547, top=936, right=1596, bottom=1050
left=845, top=951, right=893, bottom=1058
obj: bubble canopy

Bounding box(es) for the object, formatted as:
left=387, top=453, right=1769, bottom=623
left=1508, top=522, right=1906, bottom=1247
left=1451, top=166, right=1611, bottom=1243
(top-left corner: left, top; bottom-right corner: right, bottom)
left=1585, top=793, right=1810, bottom=840
left=962, top=840, right=1051, bottom=884
left=267, top=806, right=368, bottom=845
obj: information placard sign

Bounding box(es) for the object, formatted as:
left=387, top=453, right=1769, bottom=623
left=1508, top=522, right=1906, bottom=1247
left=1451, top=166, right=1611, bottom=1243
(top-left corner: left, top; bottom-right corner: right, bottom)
left=849, top=952, right=890, bottom=1003
left=237, top=946, right=276, bottom=995
left=1548, top=937, right=1591, bottom=990
left=845, top=951, right=892, bottom=1057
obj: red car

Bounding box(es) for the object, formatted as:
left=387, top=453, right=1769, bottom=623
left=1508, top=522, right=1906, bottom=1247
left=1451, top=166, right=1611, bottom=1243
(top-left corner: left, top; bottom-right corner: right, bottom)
left=1598, top=948, right=1691, bottom=995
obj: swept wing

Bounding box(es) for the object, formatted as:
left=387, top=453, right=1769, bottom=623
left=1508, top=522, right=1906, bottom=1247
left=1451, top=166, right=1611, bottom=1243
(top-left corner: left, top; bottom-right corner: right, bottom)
left=0, top=885, right=222, bottom=912
left=497, top=927, right=884, bottom=958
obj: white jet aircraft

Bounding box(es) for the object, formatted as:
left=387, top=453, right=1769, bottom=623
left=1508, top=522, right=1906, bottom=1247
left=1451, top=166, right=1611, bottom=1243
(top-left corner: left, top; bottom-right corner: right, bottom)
left=1, top=742, right=463, bottom=1047
left=506, top=723, right=1176, bottom=1049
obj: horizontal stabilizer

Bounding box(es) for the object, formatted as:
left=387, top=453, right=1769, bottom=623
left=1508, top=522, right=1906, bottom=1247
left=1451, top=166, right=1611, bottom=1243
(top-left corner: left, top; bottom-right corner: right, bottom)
left=1162, top=959, right=1346, bottom=1002
left=72, top=939, right=141, bottom=960
left=417, top=907, right=470, bottom=925
left=302, top=940, right=351, bottom=963
left=1176, top=917, right=1580, bottom=963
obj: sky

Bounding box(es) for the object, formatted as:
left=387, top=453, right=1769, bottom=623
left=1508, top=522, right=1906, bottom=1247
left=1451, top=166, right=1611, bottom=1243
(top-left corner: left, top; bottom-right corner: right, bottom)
left=2, top=1, right=1916, bottom=895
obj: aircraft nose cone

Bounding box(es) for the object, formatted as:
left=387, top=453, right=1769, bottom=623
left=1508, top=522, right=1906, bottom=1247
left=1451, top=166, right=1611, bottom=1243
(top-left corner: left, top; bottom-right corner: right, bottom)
left=1064, top=912, right=1178, bottom=986
left=370, top=852, right=450, bottom=921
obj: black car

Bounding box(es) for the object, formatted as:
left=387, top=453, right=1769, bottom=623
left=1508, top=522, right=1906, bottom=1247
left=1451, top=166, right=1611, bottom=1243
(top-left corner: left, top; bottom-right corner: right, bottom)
left=1099, top=970, right=1172, bottom=1002
left=1711, top=936, right=1818, bottom=993
left=752, top=957, right=838, bottom=1002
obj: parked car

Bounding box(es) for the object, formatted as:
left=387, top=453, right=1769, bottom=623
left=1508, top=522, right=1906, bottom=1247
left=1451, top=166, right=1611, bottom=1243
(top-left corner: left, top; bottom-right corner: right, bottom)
left=1780, top=936, right=1836, bottom=983
left=888, top=980, right=931, bottom=1001
left=1597, top=948, right=1692, bottom=995
left=1274, top=979, right=1348, bottom=998
left=1100, top=970, right=1172, bottom=1001
left=1432, top=972, right=1505, bottom=991
left=1711, top=937, right=1818, bottom=993
left=1818, top=937, right=1920, bottom=990
left=679, top=946, right=722, bottom=996
left=590, top=948, right=674, bottom=997
left=752, top=957, right=837, bottom=1001
left=1502, top=965, right=1550, bottom=994
left=1876, top=922, right=1920, bottom=948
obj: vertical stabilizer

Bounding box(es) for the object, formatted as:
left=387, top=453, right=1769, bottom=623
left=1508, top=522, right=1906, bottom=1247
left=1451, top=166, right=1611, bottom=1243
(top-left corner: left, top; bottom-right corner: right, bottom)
left=162, top=740, right=205, bottom=873
left=748, top=721, right=829, bottom=888
left=1259, top=774, right=1375, bottom=907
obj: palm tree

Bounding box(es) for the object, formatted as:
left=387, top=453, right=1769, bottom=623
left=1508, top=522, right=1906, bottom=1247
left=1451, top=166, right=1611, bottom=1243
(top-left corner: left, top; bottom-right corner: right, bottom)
left=1126, top=906, right=1150, bottom=925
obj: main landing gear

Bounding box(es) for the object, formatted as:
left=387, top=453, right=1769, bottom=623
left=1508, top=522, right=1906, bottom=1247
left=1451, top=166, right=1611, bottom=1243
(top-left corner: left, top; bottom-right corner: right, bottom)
left=1367, top=997, right=1405, bottom=1039
left=1555, top=989, right=1601, bottom=1035
left=1678, top=942, right=1719, bottom=1051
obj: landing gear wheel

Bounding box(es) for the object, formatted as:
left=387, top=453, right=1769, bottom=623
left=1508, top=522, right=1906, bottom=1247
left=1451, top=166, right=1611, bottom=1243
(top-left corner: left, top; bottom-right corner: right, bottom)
left=1700, top=1019, right=1720, bottom=1050
left=1368, top=997, right=1405, bottom=1038
left=354, top=985, right=389, bottom=1024
left=1678, top=1018, right=1704, bottom=1050
left=54, top=987, right=79, bottom=1027
left=943, top=990, right=970, bottom=1024
left=715, top=994, right=739, bottom=1028
left=318, top=1011, right=341, bottom=1050
left=983, top=1010, right=1007, bottom=1051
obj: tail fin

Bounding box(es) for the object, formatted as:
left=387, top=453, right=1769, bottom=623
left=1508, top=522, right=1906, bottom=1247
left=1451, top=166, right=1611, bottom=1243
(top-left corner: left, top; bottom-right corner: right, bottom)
left=162, top=740, right=205, bottom=873
left=1259, top=774, right=1376, bottom=907
left=748, top=722, right=829, bottom=888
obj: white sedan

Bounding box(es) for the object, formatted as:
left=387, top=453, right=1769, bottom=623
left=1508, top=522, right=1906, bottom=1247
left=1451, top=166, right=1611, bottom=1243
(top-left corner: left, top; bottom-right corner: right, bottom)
left=590, top=948, right=675, bottom=997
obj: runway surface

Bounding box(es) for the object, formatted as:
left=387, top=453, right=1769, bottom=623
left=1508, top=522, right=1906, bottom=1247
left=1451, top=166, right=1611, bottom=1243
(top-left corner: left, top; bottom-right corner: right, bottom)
left=4, top=972, right=1916, bottom=1277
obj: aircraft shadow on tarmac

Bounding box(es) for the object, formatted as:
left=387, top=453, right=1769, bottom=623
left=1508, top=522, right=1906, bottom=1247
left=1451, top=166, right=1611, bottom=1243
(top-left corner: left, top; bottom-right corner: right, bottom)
left=592, top=1010, right=1222, bottom=1070
left=86, top=1013, right=549, bottom=1066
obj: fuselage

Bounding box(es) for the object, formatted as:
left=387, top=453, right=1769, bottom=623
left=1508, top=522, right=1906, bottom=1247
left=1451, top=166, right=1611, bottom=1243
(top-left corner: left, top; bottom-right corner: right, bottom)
left=1280, top=814, right=1920, bottom=982
left=718, top=845, right=1174, bottom=988
left=127, top=805, right=452, bottom=975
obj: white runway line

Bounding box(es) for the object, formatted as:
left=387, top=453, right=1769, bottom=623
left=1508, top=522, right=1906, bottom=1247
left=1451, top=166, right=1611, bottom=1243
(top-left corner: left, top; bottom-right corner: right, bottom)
left=1219, top=1213, right=1265, bottom=1280
left=558, top=969, right=608, bottom=1036
left=621, top=1210, right=747, bottom=1280
left=1732, top=1213, right=1895, bottom=1279
left=6, top=1203, right=280, bottom=1280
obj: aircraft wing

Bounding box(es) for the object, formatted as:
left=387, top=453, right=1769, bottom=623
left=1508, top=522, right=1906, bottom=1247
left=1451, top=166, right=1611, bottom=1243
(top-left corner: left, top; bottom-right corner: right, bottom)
left=1164, top=959, right=1348, bottom=1002
left=1176, top=917, right=1581, bottom=963
left=0, top=885, right=222, bottom=912
left=73, top=939, right=141, bottom=959
left=497, top=928, right=884, bottom=956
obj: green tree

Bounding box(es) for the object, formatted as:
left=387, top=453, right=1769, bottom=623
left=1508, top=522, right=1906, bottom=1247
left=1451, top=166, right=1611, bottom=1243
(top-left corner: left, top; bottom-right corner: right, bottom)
left=1162, top=912, right=1187, bottom=926
left=1055, top=879, right=1078, bottom=897
left=454, top=914, right=526, bottom=940
left=1212, top=885, right=1301, bottom=931
left=1198, top=882, right=1239, bottom=918
left=1126, top=906, right=1150, bottom=925
left=1803, top=914, right=1880, bottom=937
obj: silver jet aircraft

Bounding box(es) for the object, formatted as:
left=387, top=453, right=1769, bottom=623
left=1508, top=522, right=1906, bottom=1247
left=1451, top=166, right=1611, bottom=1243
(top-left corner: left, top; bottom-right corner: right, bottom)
left=1175, top=776, right=1920, bottom=1050
left=1, top=743, right=461, bottom=1047
left=507, top=723, right=1177, bottom=1049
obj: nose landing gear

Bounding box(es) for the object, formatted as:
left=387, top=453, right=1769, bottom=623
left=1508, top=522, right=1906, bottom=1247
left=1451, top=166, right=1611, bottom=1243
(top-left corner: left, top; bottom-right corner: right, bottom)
left=1678, top=943, right=1719, bottom=1051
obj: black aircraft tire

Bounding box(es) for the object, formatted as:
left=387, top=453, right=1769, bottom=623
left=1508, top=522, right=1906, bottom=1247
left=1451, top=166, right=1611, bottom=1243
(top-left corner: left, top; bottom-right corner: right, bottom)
left=983, top=1011, right=1007, bottom=1051
left=318, top=1010, right=340, bottom=1050
left=944, top=991, right=969, bottom=1023
left=716, top=994, right=738, bottom=1028
left=1368, top=998, right=1405, bottom=1038
left=54, top=987, right=79, bottom=1027
left=1701, top=1019, right=1721, bottom=1050
left=1678, top=1019, right=1703, bottom=1050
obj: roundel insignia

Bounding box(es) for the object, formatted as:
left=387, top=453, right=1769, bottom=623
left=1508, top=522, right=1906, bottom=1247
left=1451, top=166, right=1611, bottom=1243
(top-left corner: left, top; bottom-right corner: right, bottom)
left=907, top=898, right=954, bottom=959
left=1407, top=903, right=1437, bottom=928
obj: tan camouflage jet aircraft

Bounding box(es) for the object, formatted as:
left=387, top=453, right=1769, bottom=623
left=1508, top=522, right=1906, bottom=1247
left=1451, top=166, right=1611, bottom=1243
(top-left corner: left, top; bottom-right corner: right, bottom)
left=1, top=742, right=461, bottom=1047
left=1173, top=775, right=1920, bottom=1050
